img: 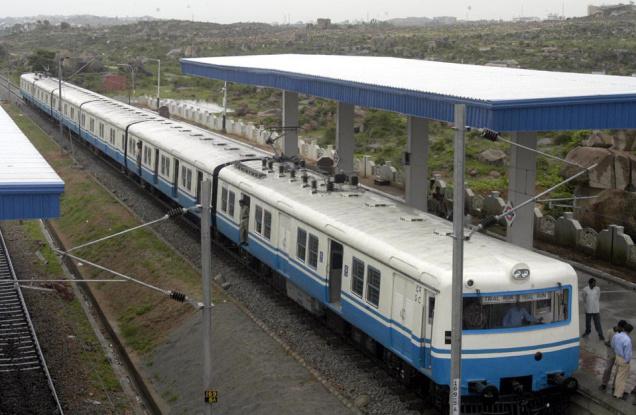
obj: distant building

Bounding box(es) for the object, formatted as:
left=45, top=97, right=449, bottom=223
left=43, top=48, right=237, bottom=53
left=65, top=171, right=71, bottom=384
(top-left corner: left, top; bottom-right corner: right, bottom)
left=512, top=16, right=541, bottom=22
left=588, top=3, right=636, bottom=17
left=545, top=13, right=565, bottom=21
left=102, top=74, right=127, bottom=92
left=432, top=16, right=457, bottom=25
left=316, top=18, right=331, bottom=29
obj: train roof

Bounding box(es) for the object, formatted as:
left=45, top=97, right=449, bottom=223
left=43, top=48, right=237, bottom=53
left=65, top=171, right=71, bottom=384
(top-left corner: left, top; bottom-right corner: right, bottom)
left=22, top=73, right=574, bottom=291
left=223, top=160, right=573, bottom=291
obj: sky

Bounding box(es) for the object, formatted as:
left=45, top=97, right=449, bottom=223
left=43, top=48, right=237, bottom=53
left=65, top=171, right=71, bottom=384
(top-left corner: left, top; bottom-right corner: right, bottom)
left=2, top=1, right=628, bottom=23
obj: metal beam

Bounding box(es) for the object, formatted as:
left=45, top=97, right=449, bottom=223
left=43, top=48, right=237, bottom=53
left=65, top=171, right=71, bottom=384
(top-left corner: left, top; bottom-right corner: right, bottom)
left=450, top=104, right=466, bottom=415
left=201, top=179, right=213, bottom=415
left=282, top=90, right=299, bottom=157
left=405, top=116, right=429, bottom=211
left=507, top=132, right=537, bottom=248
left=336, top=102, right=354, bottom=174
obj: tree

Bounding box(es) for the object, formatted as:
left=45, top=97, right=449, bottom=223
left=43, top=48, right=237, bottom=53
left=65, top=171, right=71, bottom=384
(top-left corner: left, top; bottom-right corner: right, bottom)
left=0, top=44, right=8, bottom=60
left=60, top=22, right=71, bottom=30
left=27, top=50, right=56, bottom=73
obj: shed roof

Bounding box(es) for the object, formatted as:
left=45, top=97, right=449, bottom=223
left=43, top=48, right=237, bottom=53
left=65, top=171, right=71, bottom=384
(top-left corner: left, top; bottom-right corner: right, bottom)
left=0, top=105, right=64, bottom=220
left=181, top=54, right=636, bottom=132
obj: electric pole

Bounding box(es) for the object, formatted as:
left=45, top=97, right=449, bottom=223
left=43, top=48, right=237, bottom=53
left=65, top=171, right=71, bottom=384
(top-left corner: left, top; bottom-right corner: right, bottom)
left=450, top=104, right=466, bottom=415
left=201, top=180, right=214, bottom=414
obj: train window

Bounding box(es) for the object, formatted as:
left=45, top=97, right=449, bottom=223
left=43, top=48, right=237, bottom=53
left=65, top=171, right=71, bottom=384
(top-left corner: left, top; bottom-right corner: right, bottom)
left=366, top=266, right=381, bottom=307
left=428, top=297, right=435, bottom=324
left=121, top=133, right=125, bottom=149
left=255, top=206, right=263, bottom=233
left=70, top=107, right=74, bottom=119
left=263, top=210, right=272, bottom=240
left=180, top=166, right=192, bottom=192
left=64, top=104, right=67, bottom=115
left=160, top=155, right=171, bottom=177
left=99, top=123, right=104, bottom=138
left=143, top=146, right=152, bottom=165
left=81, top=114, right=86, bottom=127
left=307, top=234, right=319, bottom=269
left=351, top=258, right=365, bottom=297
left=296, top=228, right=307, bottom=261
left=109, top=129, right=116, bottom=145
left=90, top=118, right=95, bottom=133
left=228, top=191, right=236, bottom=217
left=462, top=288, right=570, bottom=330
left=221, top=187, right=228, bottom=212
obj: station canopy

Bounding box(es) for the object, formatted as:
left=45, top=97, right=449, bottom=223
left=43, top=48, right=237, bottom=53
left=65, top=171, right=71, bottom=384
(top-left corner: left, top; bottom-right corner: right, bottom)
left=0, top=105, right=64, bottom=220
left=181, top=54, right=636, bottom=132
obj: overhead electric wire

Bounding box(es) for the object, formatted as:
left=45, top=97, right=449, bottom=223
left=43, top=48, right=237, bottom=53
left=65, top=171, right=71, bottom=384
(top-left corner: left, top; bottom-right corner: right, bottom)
left=54, top=248, right=202, bottom=310
left=66, top=205, right=199, bottom=253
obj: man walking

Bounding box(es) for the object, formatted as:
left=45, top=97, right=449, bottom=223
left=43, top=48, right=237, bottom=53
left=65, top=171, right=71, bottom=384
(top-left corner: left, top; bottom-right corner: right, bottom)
left=600, top=320, right=626, bottom=391
left=612, top=323, right=633, bottom=399
left=581, top=278, right=604, bottom=340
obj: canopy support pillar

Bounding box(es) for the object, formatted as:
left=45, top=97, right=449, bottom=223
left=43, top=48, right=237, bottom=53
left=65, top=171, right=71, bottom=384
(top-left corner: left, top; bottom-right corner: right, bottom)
left=405, top=116, right=429, bottom=212
left=282, top=90, right=299, bottom=157
left=507, top=132, right=537, bottom=248
left=336, top=102, right=354, bottom=174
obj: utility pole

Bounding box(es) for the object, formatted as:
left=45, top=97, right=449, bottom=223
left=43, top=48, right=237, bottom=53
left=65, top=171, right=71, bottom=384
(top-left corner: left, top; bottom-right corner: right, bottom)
left=450, top=104, right=466, bottom=415
left=145, top=58, right=161, bottom=109
left=58, top=56, right=75, bottom=161
left=222, top=81, right=228, bottom=133
left=200, top=180, right=213, bottom=414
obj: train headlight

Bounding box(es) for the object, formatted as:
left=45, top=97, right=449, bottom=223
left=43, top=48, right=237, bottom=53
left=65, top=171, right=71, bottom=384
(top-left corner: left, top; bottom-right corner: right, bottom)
left=511, top=264, right=530, bottom=280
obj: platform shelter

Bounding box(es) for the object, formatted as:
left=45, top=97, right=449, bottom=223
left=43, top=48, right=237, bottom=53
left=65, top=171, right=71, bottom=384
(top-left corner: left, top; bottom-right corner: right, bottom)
left=181, top=54, right=636, bottom=248
left=0, top=105, right=64, bottom=220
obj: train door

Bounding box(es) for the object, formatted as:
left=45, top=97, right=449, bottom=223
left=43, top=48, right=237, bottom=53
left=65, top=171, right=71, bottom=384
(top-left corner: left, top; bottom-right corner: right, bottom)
left=277, top=212, right=291, bottom=275
left=172, top=159, right=180, bottom=198
left=195, top=171, right=204, bottom=203
left=153, top=149, right=159, bottom=184
left=327, top=240, right=343, bottom=304
left=391, top=273, right=416, bottom=363
left=423, top=291, right=435, bottom=368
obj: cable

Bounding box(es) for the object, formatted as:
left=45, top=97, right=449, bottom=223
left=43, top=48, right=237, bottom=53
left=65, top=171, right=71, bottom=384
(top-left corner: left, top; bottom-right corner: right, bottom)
left=66, top=205, right=199, bottom=253
left=54, top=249, right=202, bottom=309
left=476, top=128, right=584, bottom=169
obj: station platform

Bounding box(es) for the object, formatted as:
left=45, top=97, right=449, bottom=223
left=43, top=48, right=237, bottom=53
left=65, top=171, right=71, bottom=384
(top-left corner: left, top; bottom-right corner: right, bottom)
left=574, top=271, right=636, bottom=414
left=0, top=104, right=63, bottom=220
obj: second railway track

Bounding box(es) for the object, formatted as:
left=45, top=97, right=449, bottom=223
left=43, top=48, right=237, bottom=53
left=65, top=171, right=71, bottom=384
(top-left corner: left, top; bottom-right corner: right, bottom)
left=0, top=228, right=63, bottom=414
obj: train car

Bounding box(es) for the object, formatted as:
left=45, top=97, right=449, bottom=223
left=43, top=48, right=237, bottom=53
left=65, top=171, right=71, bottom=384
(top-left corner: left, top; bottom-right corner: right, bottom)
left=21, top=73, right=579, bottom=409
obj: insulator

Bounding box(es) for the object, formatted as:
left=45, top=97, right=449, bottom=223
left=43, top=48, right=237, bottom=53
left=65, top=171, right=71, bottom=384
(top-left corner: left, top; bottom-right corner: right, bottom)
left=481, top=128, right=500, bottom=141
left=170, top=291, right=186, bottom=302
left=167, top=207, right=185, bottom=218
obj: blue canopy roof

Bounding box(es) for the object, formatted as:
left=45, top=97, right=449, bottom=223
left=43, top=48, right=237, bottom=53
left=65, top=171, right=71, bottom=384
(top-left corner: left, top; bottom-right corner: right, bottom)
left=181, top=54, right=636, bottom=132
left=0, top=105, right=64, bottom=220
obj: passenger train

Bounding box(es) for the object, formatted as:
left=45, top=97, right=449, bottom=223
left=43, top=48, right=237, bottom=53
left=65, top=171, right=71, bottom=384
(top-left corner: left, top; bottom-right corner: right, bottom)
left=20, top=72, right=579, bottom=409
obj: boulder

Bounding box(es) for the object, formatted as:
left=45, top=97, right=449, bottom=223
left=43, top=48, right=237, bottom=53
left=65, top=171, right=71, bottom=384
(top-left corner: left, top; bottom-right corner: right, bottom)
left=562, top=147, right=636, bottom=190
left=611, top=130, right=636, bottom=151
left=477, top=149, right=507, bottom=165
left=576, top=189, right=636, bottom=238
left=582, top=131, right=613, bottom=148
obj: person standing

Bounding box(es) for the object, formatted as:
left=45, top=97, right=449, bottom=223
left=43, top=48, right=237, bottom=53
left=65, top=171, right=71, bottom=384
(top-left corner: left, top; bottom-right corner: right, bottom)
left=600, top=320, right=626, bottom=391
left=581, top=278, right=604, bottom=340
left=612, top=323, right=633, bottom=399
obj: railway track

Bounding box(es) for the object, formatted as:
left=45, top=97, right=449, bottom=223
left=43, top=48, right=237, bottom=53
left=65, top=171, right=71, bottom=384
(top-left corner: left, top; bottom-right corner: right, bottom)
left=0, top=228, right=63, bottom=414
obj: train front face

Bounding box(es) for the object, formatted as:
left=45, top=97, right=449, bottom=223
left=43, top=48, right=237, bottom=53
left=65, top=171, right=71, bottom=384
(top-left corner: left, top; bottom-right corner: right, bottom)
left=430, top=259, right=579, bottom=397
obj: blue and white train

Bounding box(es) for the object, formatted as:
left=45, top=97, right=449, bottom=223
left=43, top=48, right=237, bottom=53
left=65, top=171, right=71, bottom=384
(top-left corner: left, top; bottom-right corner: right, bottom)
left=20, top=73, right=579, bottom=408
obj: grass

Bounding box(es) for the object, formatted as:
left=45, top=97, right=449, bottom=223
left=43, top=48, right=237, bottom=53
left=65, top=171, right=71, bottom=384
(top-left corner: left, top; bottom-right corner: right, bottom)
left=2, top=102, right=220, bottom=357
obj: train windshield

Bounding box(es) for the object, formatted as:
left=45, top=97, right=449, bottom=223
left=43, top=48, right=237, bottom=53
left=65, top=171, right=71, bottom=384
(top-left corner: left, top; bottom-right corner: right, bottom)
left=462, top=288, right=570, bottom=330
